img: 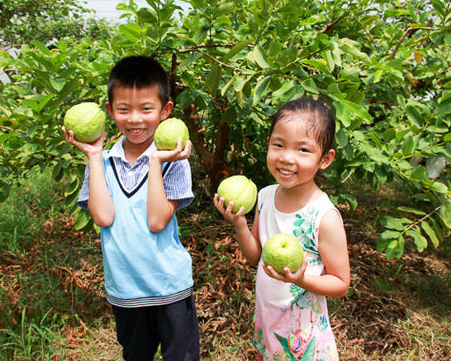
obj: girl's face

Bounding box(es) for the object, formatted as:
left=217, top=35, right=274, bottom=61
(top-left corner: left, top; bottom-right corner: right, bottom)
left=106, top=85, right=173, bottom=151
left=266, top=114, right=334, bottom=190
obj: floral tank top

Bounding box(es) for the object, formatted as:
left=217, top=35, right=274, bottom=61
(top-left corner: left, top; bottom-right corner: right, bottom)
left=253, top=184, right=340, bottom=361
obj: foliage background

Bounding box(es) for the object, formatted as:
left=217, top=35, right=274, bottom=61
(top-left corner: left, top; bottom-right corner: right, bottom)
left=0, top=0, right=450, bottom=359
left=1, top=0, right=450, bottom=258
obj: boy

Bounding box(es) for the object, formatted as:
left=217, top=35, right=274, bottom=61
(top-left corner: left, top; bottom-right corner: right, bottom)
left=63, top=56, right=199, bottom=361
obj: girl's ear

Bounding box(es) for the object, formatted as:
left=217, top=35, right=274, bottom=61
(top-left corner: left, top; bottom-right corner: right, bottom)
left=319, top=149, right=335, bottom=170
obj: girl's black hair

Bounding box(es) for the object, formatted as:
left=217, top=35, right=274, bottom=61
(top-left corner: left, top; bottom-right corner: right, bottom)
left=269, top=97, right=335, bottom=157
left=107, top=56, right=170, bottom=105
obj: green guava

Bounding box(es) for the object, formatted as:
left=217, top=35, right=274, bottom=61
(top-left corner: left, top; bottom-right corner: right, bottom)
left=154, top=118, right=190, bottom=150
left=262, top=233, right=304, bottom=275
left=216, top=175, right=257, bottom=214
left=63, top=102, right=106, bottom=143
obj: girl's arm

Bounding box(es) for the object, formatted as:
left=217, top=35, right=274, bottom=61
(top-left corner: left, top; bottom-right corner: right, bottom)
left=62, top=128, right=115, bottom=227
left=147, top=141, right=191, bottom=233
left=214, top=196, right=262, bottom=266
left=264, top=209, right=350, bottom=297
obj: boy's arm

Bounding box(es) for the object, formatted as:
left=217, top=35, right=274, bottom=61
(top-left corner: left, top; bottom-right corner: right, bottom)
left=86, top=152, right=115, bottom=227
left=147, top=141, right=192, bottom=233
left=62, top=128, right=115, bottom=227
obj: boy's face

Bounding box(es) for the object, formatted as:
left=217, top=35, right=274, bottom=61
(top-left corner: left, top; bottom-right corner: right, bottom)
left=106, top=85, right=173, bottom=150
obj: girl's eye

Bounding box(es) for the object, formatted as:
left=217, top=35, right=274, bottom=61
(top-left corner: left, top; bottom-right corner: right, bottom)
left=299, top=148, right=309, bottom=153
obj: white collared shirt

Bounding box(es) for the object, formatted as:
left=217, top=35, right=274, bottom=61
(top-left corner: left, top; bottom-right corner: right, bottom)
left=77, top=137, right=194, bottom=211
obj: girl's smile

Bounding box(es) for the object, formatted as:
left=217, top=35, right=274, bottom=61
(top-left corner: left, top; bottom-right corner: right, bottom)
left=267, top=116, right=333, bottom=191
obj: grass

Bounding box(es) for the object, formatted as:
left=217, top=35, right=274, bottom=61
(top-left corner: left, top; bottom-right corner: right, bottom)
left=0, top=173, right=450, bottom=360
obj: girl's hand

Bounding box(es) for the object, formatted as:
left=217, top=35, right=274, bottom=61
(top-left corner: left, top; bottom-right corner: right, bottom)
left=263, top=257, right=308, bottom=286
left=213, top=193, right=248, bottom=229
left=150, top=140, right=192, bottom=164
left=62, top=126, right=105, bottom=157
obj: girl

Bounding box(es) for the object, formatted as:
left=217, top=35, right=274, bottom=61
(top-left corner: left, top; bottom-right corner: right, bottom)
left=214, top=97, right=350, bottom=360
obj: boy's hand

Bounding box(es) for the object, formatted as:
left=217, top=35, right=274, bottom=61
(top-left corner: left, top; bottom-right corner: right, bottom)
left=150, top=140, right=192, bottom=164
left=62, top=126, right=104, bottom=157
left=263, top=258, right=308, bottom=286
left=213, top=193, right=248, bottom=229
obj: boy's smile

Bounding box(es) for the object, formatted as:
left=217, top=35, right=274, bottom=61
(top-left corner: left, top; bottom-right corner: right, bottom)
left=106, top=85, right=173, bottom=153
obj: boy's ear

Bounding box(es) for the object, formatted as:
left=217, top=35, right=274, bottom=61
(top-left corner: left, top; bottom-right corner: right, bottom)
left=319, top=149, right=335, bottom=170
left=105, top=102, right=113, bottom=118
left=160, top=101, right=174, bottom=121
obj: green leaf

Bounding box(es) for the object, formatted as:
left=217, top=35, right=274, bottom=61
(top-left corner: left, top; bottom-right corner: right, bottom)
left=421, top=221, right=440, bottom=248
left=211, top=3, right=235, bottom=16
left=336, top=99, right=373, bottom=126
left=30, top=41, right=52, bottom=56
left=221, top=74, right=237, bottom=97
left=397, top=206, right=426, bottom=215
left=58, top=79, right=79, bottom=102
left=401, top=134, right=415, bottom=156
left=431, top=0, right=446, bottom=18
left=64, top=177, right=80, bottom=197
left=137, top=8, right=157, bottom=22
left=323, top=50, right=335, bottom=72
left=248, top=47, right=270, bottom=69
left=272, top=80, right=298, bottom=102
left=336, top=128, right=348, bottom=147
left=74, top=210, right=91, bottom=231
left=333, top=101, right=351, bottom=127
left=50, top=77, right=66, bottom=92
left=339, top=38, right=372, bottom=65
left=409, top=165, right=428, bottom=181
left=206, top=64, right=221, bottom=96
left=386, top=239, right=399, bottom=259
left=222, top=39, right=252, bottom=62
left=379, top=229, right=401, bottom=241
left=441, top=201, right=451, bottom=228
left=301, top=78, right=318, bottom=94
left=435, top=97, right=451, bottom=117
left=406, top=105, right=423, bottom=128
left=380, top=216, right=406, bottom=231
left=119, top=23, right=142, bottom=41
left=330, top=41, right=342, bottom=68
left=406, top=227, right=428, bottom=252
left=428, top=181, right=448, bottom=195
left=252, top=76, right=270, bottom=106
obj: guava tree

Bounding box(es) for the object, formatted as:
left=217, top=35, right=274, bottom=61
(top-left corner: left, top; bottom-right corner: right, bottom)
left=0, top=0, right=450, bottom=259
left=0, top=0, right=111, bottom=47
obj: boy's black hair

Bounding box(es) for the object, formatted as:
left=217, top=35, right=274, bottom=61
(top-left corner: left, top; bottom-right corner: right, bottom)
left=107, top=56, right=170, bottom=105
left=269, top=97, right=335, bottom=158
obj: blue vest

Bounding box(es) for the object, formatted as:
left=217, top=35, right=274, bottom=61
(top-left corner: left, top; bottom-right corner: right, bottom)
left=100, top=157, right=193, bottom=300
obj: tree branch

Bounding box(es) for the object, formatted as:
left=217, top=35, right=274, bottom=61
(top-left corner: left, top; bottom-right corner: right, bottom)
left=389, top=27, right=435, bottom=61
left=321, top=13, right=349, bottom=34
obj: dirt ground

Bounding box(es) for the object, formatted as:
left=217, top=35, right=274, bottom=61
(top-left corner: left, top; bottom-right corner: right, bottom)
left=180, top=207, right=451, bottom=360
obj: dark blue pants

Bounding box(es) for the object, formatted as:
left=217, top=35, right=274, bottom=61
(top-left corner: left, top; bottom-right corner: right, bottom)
left=112, top=295, right=200, bottom=361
